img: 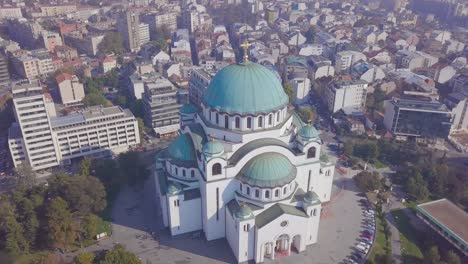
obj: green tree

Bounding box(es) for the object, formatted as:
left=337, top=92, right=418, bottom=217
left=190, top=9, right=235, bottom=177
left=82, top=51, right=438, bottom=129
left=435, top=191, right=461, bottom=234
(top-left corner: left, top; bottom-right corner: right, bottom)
left=129, top=99, right=144, bottom=118
left=297, top=106, right=317, bottom=123
left=445, top=250, right=461, bottom=264
left=0, top=196, right=30, bottom=255
left=81, top=214, right=99, bottom=240
left=78, top=158, right=93, bottom=177
left=98, top=32, right=125, bottom=55
left=102, top=245, right=141, bottom=264
left=16, top=198, right=39, bottom=247
left=46, top=197, right=78, bottom=251
left=283, top=83, right=294, bottom=103
left=15, top=161, right=36, bottom=188
left=118, top=151, right=149, bottom=185
left=74, top=252, right=95, bottom=264
left=354, top=171, right=382, bottom=192
left=406, top=173, right=429, bottom=201
left=136, top=117, right=146, bottom=140
left=343, top=140, right=355, bottom=156
left=83, top=93, right=109, bottom=107
left=49, top=174, right=106, bottom=216
left=424, top=246, right=441, bottom=264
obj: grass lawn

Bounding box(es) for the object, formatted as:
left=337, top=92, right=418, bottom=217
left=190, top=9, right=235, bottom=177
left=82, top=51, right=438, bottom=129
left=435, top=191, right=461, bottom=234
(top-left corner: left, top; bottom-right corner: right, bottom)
left=390, top=209, right=423, bottom=261
left=368, top=216, right=388, bottom=261
left=373, top=159, right=388, bottom=169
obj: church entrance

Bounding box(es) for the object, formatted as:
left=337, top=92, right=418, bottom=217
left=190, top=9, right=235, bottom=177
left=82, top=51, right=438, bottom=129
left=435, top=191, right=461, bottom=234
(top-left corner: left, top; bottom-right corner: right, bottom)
left=275, top=234, right=290, bottom=257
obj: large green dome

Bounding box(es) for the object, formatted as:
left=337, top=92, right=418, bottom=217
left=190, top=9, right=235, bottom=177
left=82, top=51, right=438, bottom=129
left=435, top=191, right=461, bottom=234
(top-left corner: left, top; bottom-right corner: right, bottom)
left=238, top=153, right=296, bottom=188
left=202, top=62, right=289, bottom=115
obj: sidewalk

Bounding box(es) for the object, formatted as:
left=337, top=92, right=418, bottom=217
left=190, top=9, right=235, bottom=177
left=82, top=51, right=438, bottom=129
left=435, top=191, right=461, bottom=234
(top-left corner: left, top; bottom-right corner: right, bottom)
left=386, top=213, right=402, bottom=264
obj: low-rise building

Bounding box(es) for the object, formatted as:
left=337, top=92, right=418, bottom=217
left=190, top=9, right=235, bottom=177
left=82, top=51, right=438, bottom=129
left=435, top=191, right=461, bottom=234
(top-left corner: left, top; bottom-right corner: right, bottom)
left=335, top=50, right=367, bottom=73
left=395, top=50, right=439, bottom=70
left=101, top=56, right=117, bottom=73
left=11, top=49, right=55, bottom=79
left=56, top=73, right=85, bottom=105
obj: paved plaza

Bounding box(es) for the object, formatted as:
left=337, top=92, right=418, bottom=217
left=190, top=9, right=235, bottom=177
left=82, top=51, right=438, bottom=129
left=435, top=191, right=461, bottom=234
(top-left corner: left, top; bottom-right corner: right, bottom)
left=106, top=161, right=365, bottom=264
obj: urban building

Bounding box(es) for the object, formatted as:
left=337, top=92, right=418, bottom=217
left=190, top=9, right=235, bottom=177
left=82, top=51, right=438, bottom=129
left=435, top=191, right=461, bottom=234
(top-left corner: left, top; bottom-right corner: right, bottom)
left=334, top=51, right=367, bottom=73
left=154, top=62, right=334, bottom=263
left=11, top=49, right=55, bottom=79
left=383, top=97, right=452, bottom=142
left=0, top=7, right=23, bottom=19
left=101, top=56, right=117, bottom=73
left=64, top=34, right=105, bottom=56
left=7, top=19, right=44, bottom=49
left=189, top=68, right=213, bottom=107
left=325, top=80, right=368, bottom=113
left=143, top=76, right=182, bottom=136
left=118, top=11, right=141, bottom=52
left=38, top=5, right=77, bottom=17
left=395, top=50, right=439, bottom=70
left=56, top=73, right=85, bottom=105
left=9, top=81, right=140, bottom=171
left=0, top=54, right=10, bottom=85
left=416, top=199, right=468, bottom=257
left=42, top=31, right=63, bottom=52
left=143, top=12, right=178, bottom=38
left=139, top=23, right=150, bottom=46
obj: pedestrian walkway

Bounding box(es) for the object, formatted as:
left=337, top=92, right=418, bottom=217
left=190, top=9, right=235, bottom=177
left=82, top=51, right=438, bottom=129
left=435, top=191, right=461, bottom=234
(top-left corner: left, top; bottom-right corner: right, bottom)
left=386, top=213, right=402, bottom=264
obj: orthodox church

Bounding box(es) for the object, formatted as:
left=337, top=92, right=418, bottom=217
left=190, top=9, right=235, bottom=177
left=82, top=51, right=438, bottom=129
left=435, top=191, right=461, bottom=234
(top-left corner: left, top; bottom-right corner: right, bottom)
left=154, top=59, right=335, bottom=263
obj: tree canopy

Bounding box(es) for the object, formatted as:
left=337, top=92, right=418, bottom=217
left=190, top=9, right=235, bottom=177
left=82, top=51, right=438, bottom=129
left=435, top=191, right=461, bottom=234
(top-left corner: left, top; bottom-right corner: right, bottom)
left=102, top=245, right=141, bottom=264
left=98, top=32, right=125, bottom=55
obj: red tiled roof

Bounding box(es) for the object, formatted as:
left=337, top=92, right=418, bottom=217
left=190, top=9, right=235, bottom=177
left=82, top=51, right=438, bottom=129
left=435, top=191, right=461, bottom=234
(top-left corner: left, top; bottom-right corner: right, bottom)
left=55, top=73, right=73, bottom=84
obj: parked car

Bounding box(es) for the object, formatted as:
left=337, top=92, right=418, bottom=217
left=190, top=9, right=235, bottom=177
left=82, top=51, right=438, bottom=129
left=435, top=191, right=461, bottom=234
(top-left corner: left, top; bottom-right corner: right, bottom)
left=361, top=237, right=373, bottom=244
left=363, top=230, right=374, bottom=235
left=361, top=233, right=373, bottom=239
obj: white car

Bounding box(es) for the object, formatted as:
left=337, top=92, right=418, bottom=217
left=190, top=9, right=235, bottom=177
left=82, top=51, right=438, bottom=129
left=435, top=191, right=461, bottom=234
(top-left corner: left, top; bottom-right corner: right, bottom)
left=356, top=243, right=369, bottom=254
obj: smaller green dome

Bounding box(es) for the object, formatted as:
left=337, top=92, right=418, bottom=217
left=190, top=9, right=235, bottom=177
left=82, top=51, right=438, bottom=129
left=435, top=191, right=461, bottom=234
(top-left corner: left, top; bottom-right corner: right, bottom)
left=304, top=190, right=319, bottom=204
left=299, top=124, right=319, bottom=139
left=168, top=133, right=196, bottom=162
left=238, top=153, right=296, bottom=188
left=235, top=204, right=253, bottom=219
left=202, top=140, right=224, bottom=156
left=180, top=103, right=198, bottom=114
left=167, top=182, right=182, bottom=195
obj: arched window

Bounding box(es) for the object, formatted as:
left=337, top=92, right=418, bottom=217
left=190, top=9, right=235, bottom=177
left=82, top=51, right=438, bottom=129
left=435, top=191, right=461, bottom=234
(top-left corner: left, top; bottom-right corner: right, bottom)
left=247, top=117, right=252, bottom=128
left=275, top=189, right=279, bottom=197
left=255, top=189, right=260, bottom=198
left=246, top=187, right=250, bottom=196
left=276, top=111, right=280, bottom=122
left=307, top=147, right=316, bottom=159
left=175, top=167, right=178, bottom=175
left=224, top=115, right=229, bottom=128
left=215, top=113, right=219, bottom=124
left=191, top=170, right=195, bottom=178
left=268, top=114, right=273, bottom=125
left=283, top=187, right=287, bottom=194
left=265, top=190, right=270, bottom=198
left=258, top=116, right=263, bottom=127
left=235, top=117, right=240, bottom=128
left=182, top=169, right=186, bottom=177
left=212, top=163, right=222, bottom=175
left=240, top=183, right=243, bottom=191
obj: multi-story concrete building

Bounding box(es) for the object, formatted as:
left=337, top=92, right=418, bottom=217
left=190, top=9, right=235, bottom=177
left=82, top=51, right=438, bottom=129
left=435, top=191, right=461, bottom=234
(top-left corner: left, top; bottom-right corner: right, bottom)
left=9, top=81, right=140, bottom=170
left=10, top=81, right=60, bottom=170
left=334, top=50, right=367, bottom=73
left=118, top=11, right=141, bottom=52
left=0, top=7, right=23, bottom=19
left=143, top=12, right=178, bottom=39
left=42, top=31, right=63, bottom=52
left=11, top=49, right=55, bottom=79
left=383, top=97, right=452, bottom=142
left=325, top=80, right=368, bottom=113
left=56, top=73, right=85, bottom=105
left=0, top=54, right=10, bottom=85
left=143, top=76, right=182, bottom=136
left=189, top=68, right=213, bottom=107
left=139, top=23, right=150, bottom=46
left=64, top=34, right=105, bottom=56
left=395, top=50, right=439, bottom=70
left=38, top=5, right=77, bottom=17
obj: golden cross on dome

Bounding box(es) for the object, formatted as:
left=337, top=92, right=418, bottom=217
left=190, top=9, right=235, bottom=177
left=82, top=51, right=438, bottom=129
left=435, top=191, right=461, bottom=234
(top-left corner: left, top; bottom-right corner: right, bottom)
left=240, top=40, right=251, bottom=63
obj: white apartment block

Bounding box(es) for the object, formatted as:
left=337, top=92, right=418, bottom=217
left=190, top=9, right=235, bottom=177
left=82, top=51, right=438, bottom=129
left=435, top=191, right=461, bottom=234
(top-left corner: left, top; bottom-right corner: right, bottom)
left=56, top=73, right=85, bottom=105
left=9, top=81, right=140, bottom=171
left=11, top=82, right=60, bottom=170
left=11, top=49, right=55, bottom=79
left=325, top=80, right=368, bottom=113
left=396, top=50, right=439, bottom=70
left=139, top=23, right=150, bottom=46
left=334, top=51, right=367, bottom=73
left=189, top=68, right=212, bottom=107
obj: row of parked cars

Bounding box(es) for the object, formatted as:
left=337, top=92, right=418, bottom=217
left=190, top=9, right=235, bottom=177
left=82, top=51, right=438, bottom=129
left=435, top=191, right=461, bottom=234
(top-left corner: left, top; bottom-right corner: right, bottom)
left=343, top=199, right=376, bottom=264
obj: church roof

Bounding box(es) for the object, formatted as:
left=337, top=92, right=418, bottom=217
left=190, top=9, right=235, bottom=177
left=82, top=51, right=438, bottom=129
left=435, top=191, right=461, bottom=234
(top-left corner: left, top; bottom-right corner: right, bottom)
left=299, top=124, right=320, bottom=139
left=202, top=140, right=224, bottom=156
left=202, top=62, right=289, bottom=115
left=237, top=152, right=296, bottom=188
left=256, top=203, right=308, bottom=229
left=167, top=133, right=196, bottom=164
left=229, top=138, right=294, bottom=166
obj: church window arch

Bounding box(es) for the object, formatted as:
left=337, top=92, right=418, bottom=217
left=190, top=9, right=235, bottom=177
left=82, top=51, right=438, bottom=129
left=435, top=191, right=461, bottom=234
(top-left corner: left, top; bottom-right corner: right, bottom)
left=307, top=147, right=317, bottom=159
left=274, top=189, right=279, bottom=197
left=215, top=113, right=219, bottom=124
left=240, top=183, right=243, bottom=192
left=247, top=117, right=252, bottom=128
left=212, top=163, right=222, bottom=175
left=235, top=117, right=240, bottom=128
left=268, top=114, right=273, bottom=125
left=258, top=116, right=263, bottom=127
left=265, top=190, right=270, bottom=199
left=191, top=170, right=195, bottom=178
left=182, top=169, right=186, bottom=177
left=255, top=189, right=260, bottom=198
left=224, top=115, right=229, bottom=128
left=246, top=186, right=250, bottom=196
left=276, top=111, right=280, bottom=122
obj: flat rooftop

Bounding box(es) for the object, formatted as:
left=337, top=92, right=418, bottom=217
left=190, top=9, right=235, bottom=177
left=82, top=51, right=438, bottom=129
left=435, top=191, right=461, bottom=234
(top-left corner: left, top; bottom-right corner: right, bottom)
left=390, top=98, right=450, bottom=113
left=417, top=199, right=468, bottom=245
left=51, top=106, right=134, bottom=129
